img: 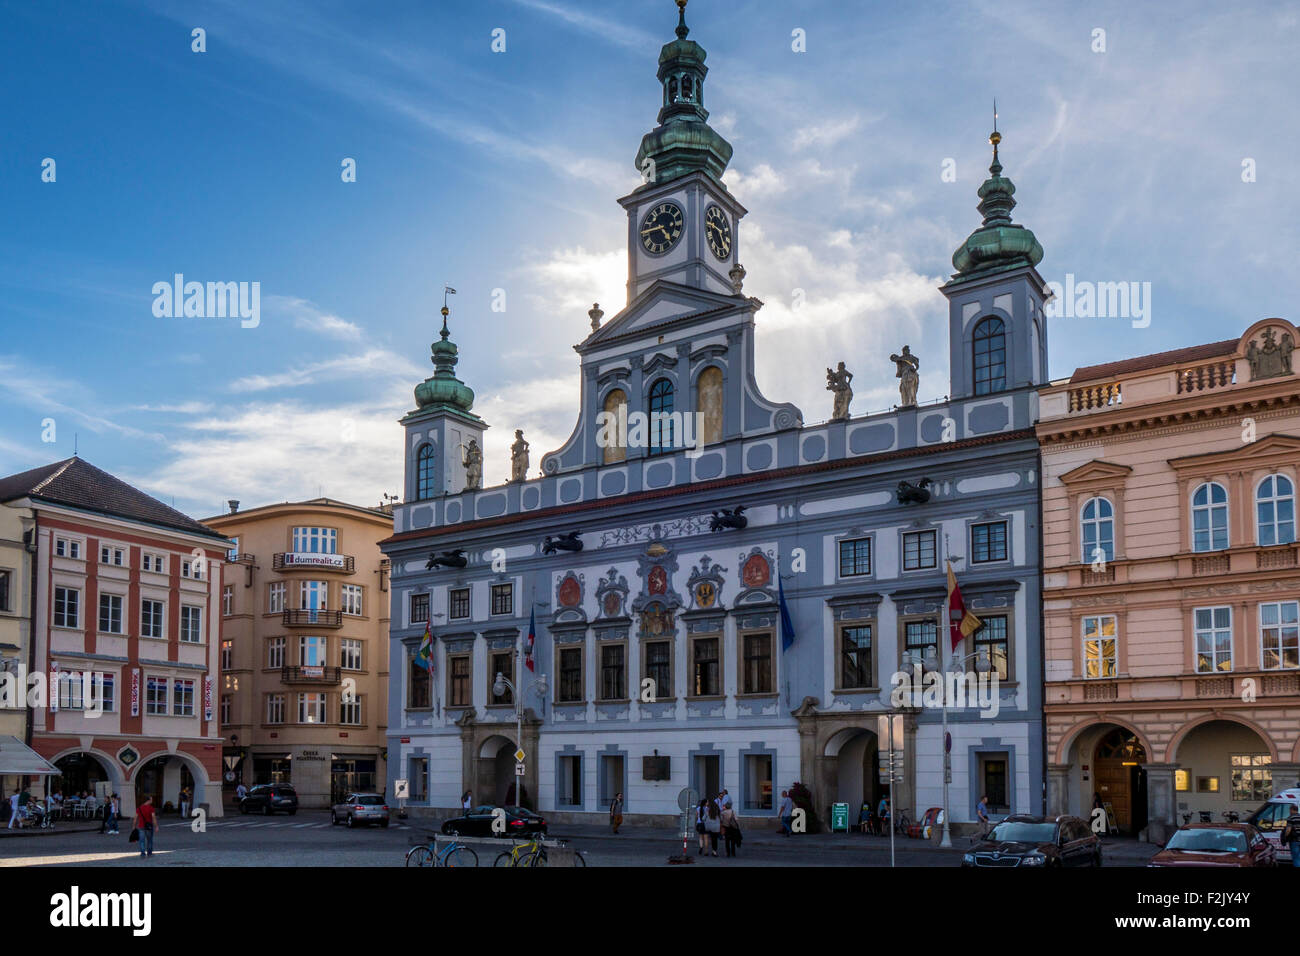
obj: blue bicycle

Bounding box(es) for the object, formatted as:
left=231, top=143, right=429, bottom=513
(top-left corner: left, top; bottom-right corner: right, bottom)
left=405, top=836, right=478, bottom=867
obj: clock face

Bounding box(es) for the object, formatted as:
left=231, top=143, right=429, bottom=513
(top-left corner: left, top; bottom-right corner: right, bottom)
left=640, top=201, right=684, bottom=255
left=704, top=204, right=731, bottom=260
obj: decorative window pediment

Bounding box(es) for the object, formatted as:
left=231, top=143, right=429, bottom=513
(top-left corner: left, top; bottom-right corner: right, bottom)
left=1059, top=459, right=1133, bottom=486
left=1169, top=434, right=1300, bottom=475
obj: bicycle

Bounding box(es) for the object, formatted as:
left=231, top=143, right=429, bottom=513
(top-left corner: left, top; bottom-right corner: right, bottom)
left=893, top=808, right=913, bottom=837
left=405, top=835, right=478, bottom=867
left=493, top=836, right=586, bottom=867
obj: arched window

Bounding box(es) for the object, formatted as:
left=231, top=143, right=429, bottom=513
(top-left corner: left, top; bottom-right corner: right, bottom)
left=602, top=389, right=627, bottom=465
left=973, top=317, right=1006, bottom=395
left=696, top=366, right=723, bottom=446
left=416, top=444, right=436, bottom=500
left=1192, top=481, right=1229, bottom=552
left=681, top=75, right=693, bottom=101
left=648, top=379, right=675, bottom=455
left=667, top=77, right=678, bottom=103
left=1081, top=496, right=1114, bottom=564
left=1257, top=474, right=1296, bottom=546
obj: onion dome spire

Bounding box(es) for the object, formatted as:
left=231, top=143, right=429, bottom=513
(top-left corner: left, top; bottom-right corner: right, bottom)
left=951, top=111, right=1043, bottom=280
left=414, top=302, right=476, bottom=414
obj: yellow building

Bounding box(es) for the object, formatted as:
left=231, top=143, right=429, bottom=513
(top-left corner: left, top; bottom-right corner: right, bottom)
left=0, top=499, right=37, bottom=792
left=205, top=499, right=392, bottom=808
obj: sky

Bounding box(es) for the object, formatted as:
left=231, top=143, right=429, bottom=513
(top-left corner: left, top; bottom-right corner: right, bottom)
left=1, top=0, right=1296, bottom=518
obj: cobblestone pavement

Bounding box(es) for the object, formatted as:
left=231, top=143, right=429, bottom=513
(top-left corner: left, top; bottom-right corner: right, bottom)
left=0, top=811, right=1163, bottom=867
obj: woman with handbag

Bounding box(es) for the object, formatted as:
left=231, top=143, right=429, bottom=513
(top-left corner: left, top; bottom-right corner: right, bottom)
left=704, top=799, right=721, bottom=856
left=720, top=804, right=742, bottom=857
left=695, top=798, right=709, bottom=855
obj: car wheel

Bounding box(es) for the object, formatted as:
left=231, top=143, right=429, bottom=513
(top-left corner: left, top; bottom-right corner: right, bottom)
left=347, top=814, right=355, bottom=828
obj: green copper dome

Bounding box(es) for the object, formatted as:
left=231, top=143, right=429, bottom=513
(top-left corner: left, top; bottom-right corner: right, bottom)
left=951, top=131, right=1043, bottom=278
left=413, top=307, right=476, bottom=413
left=634, top=0, right=733, bottom=186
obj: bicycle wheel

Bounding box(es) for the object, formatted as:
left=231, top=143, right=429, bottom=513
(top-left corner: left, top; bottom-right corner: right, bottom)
left=493, top=850, right=515, bottom=867
left=523, top=846, right=547, bottom=867
left=574, top=850, right=587, bottom=867
left=445, top=845, right=478, bottom=868
left=406, top=846, right=435, bottom=867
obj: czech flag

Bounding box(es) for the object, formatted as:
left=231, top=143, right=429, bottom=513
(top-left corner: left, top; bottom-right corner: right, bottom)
left=524, top=607, right=536, bottom=672
left=946, top=561, right=982, bottom=653
left=414, top=622, right=435, bottom=674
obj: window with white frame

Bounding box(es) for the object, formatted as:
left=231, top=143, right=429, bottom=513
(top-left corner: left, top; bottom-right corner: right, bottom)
left=1260, top=601, right=1299, bottom=670
left=902, top=530, right=937, bottom=571
left=55, top=538, right=81, bottom=559
left=1082, top=615, right=1118, bottom=678
left=221, top=639, right=233, bottom=671
left=181, top=558, right=202, bottom=579
left=180, top=605, right=203, bottom=643
left=100, top=545, right=124, bottom=566
left=142, top=552, right=164, bottom=573
left=340, top=638, right=362, bottom=671
left=298, top=692, right=327, bottom=723
left=1256, top=474, right=1296, bottom=547
left=173, top=678, right=195, bottom=716
left=299, top=580, right=328, bottom=610
left=268, top=581, right=286, bottom=613
left=266, top=693, right=285, bottom=724
left=1192, top=481, right=1229, bottom=552
left=222, top=585, right=233, bottom=617
left=97, top=673, right=115, bottom=712
left=141, top=599, right=164, bottom=639
left=56, top=671, right=84, bottom=710
left=54, top=587, right=80, bottom=628
left=57, top=671, right=113, bottom=711
left=341, top=584, right=363, bottom=616
left=146, top=676, right=168, bottom=715
left=1081, top=496, right=1115, bottom=563
left=98, top=593, right=123, bottom=634
left=292, top=527, right=337, bottom=554
left=340, top=696, right=361, bottom=725
left=226, top=537, right=240, bottom=561
left=267, top=636, right=285, bottom=669
left=1194, top=606, right=1233, bottom=673
left=299, top=635, right=326, bottom=667
left=220, top=694, right=231, bottom=724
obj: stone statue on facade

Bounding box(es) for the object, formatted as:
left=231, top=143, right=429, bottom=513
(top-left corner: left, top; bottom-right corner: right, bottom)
left=510, top=429, right=530, bottom=482
left=826, top=362, right=853, bottom=421
left=890, top=345, right=920, bottom=407
left=462, top=438, right=483, bottom=491
left=1246, top=327, right=1295, bottom=380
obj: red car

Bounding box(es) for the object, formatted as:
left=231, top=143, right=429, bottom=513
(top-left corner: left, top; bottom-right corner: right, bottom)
left=1148, top=823, right=1276, bottom=867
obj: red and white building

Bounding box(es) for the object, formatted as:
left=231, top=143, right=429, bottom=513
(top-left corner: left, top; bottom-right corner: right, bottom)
left=0, top=457, right=230, bottom=817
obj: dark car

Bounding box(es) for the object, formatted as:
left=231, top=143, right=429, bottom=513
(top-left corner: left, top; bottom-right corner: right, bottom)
left=440, top=805, right=547, bottom=838
left=962, top=814, right=1102, bottom=867
left=331, top=793, right=390, bottom=828
left=1148, top=823, right=1276, bottom=867
left=239, top=784, right=299, bottom=816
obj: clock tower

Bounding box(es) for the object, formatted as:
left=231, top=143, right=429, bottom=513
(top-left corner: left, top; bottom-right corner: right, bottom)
left=620, top=0, right=744, bottom=302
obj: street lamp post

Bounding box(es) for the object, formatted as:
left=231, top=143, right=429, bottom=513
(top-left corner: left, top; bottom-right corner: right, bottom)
left=923, top=645, right=991, bottom=849
left=492, top=635, right=546, bottom=807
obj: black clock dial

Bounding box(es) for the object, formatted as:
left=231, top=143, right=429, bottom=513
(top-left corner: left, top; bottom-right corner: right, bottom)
left=704, top=204, right=732, bottom=260
left=639, top=201, right=684, bottom=255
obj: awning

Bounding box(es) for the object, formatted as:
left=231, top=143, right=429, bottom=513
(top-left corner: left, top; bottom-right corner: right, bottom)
left=0, top=736, right=60, bottom=775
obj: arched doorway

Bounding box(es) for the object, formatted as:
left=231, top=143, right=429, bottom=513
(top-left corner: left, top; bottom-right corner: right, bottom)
left=824, top=727, right=880, bottom=824
left=134, top=754, right=197, bottom=815
left=1094, top=728, right=1147, bottom=835
left=1168, top=718, right=1276, bottom=820
left=54, top=752, right=112, bottom=797
left=477, top=734, right=518, bottom=807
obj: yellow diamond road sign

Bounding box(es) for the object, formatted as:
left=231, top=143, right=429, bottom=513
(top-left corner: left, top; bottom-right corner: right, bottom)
left=514, top=748, right=526, bottom=763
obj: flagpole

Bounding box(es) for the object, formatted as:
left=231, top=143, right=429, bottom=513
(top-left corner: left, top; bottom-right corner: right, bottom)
left=940, top=537, right=953, bottom=849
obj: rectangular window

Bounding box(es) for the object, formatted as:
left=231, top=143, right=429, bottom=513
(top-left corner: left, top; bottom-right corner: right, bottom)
left=742, top=633, right=773, bottom=694
left=55, top=538, right=81, bottom=559
left=340, top=638, right=362, bottom=671
left=838, top=537, right=872, bottom=577
left=645, top=640, right=672, bottom=699
left=180, top=605, right=203, bottom=644
left=558, top=646, right=584, bottom=702
left=839, top=625, right=873, bottom=689
left=0, top=569, right=9, bottom=612
left=744, top=753, right=773, bottom=810
left=490, top=651, right=514, bottom=705
left=181, top=559, right=201, bottom=579
left=1260, top=601, right=1299, bottom=670
left=974, top=616, right=1010, bottom=680
left=408, top=652, right=431, bottom=709
left=142, top=553, right=164, bottom=573
left=268, top=582, right=286, bottom=614
left=600, top=644, right=625, bottom=700
left=98, top=594, right=123, bottom=634
left=146, top=676, right=168, bottom=715
left=448, top=587, right=470, bottom=620
left=221, top=639, right=233, bottom=671
left=100, top=545, right=125, bottom=566
left=298, top=692, right=326, bottom=723
left=1083, top=615, right=1118, bottom=678
left=267, top=636, right=285, bottom=669
left=341, top=584, right=363, bottom=616
left=226, top=537, right=240, bottom=562
left=98, top=673, right=115, bottom=712
left=220, top=694, right=231, bottom=724
left=692, top=637, right=720, bottom=697
left=903, top=619, right=938, bottom=674
left=902, top=530, right=937, bottom=571
left=971, top=521, right=1008, bottom=563
left=1194, top=606, right=1233, bottom=673
left=558, top=754, right=582, bottom=806
left=266, top=693, right=285, bottom=724
left=340, top=696, right=361, bottom=725
left=448, top=655, right=471, bottom=708
left=173, top=678, right=195, bottom=716
left=56, top=671, right=83, bottom=710
left=1230, top=754, right=1273, bottom=802
left=299, top=636, right=325, bottom=667
left=299, top=580, right=328, bottom=610
left=491, top=583, right=514, bottom=616
left=54, top=586, right=80, bottom=629
left=141, top=599, right=164, bottom=639
left=292, top=526, right=337, bottom=554
left=222, top=585, right=233, bottom=617
left=410, top=592, right=430, bottom=624
left=409, top=757, right=428, bottom=802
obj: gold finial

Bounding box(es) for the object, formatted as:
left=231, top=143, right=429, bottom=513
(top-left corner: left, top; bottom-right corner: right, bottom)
left=989, top=99, right=1001, bottom=166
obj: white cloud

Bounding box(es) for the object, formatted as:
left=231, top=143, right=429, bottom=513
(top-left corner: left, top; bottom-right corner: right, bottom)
left=227, top=348, right=421, bottom=393
left=270, top=295, right=363, bottom=341
left=792, top=115, right=862, bottom=151
left=721, top=163, right=788, bottom=199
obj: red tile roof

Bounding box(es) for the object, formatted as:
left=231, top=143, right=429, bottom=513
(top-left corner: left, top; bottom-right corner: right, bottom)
left=1069, top=339, right=1239, bottom=384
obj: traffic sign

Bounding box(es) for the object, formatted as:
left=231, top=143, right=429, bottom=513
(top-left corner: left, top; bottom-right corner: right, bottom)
left=515, top=762, right=526, bottom=776
left=513, top=748, right=526, bottom=762
left=677, top=787, right=699, bottom=812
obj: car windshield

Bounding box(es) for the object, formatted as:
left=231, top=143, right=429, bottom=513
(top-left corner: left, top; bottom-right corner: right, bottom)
left=1247, top=801, right=1292, bottom=830
left=354, top=796, right=383, bottom=805
left=1166, top=829, right=1247, bottom=853
left=988, top=822, right=1057, bottom=844
left=504, top=806, right=536, bottom=817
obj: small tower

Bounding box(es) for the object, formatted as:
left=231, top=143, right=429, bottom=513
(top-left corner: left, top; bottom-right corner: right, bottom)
left=401, top=303, right=486, bottom=500
left=941, top=117, right=1051, bottom=401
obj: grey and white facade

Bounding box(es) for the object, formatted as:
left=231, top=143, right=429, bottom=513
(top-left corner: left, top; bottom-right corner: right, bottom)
left=382, top=8, right=1050, bottom=829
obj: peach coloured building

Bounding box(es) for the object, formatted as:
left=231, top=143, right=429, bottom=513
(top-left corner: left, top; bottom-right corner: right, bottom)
left=1038, top=319, right=1300, bottom=841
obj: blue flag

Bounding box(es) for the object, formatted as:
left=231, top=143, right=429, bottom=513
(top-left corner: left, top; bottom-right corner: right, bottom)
left=778, top=569, right=796, bottom=651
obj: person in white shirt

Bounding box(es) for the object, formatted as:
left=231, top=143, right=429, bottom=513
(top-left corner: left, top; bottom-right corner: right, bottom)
left=235, top=782, right=248, bottom=801
left=8, top=791, right=20, bottom=829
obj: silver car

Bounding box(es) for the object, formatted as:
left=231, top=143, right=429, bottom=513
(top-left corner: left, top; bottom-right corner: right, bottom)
left=331, top=792, right=390, bottom=828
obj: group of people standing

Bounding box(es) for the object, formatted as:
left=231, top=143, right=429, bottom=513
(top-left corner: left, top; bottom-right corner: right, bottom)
left=695, top=789, right=743, bottom=857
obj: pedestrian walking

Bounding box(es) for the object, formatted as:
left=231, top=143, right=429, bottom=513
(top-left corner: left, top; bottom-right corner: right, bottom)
left=7, top=790, right=20, bottom=829
left=100, top=793, right=119, bottom=834
left=778, top=789, right=794, bottom=836
left=179, top=786, right=191, bottom=819
left=976, top=794, right=991, bottom=841
left=462, top=790, right=472, bottom=811
left=1281, top=811, right=1300, bottom=868
left=610, top=792, right=624, bottom=834
left=695, top=798, right=710, bottom=855
left=134, top=796, right=156, bottom=858
left=721, top=804, right=743, bottom=857
left=878, top=796, right=891, bottom=833
left=704, top=800, right=721, bottom=855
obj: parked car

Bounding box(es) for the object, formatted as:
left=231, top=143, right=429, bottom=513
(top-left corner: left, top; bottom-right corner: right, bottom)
left=1245, top=787, right=1300, bottom=863
left=239, top=784, right=299, bottom=815
left=1148, top=823, right=1276, bottom=867
left=962, top=814, right=1102, bottom=867
left=332, top=793, right=390, bottom=828
left=440, top=805, right=547, bottom=838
